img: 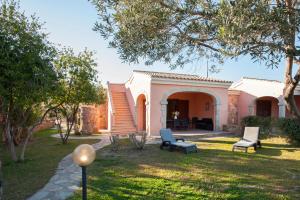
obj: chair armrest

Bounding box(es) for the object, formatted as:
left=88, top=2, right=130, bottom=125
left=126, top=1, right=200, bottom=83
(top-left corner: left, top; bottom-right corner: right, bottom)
left=176, top=138, right=185, bottom=142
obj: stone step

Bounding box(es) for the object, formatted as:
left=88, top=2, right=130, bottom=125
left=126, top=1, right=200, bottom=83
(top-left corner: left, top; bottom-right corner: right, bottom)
left=112, top=129, right=137, bottom=132
left=112, top=127, right=136, bottom=130
left=114, top=121, right=134, bottom=124
left=113, top=126, right=135, bottom=128
left=114, top=122, right=135, bottom=125
left=112, top=94, right=126, bottom=97
left=114, top=104, right=129, bottom=106
left=112, top=95, right=126, bottom=97
left=114, top=107, right=131, bottom=110
left=115, top=114, right=133, bottom=117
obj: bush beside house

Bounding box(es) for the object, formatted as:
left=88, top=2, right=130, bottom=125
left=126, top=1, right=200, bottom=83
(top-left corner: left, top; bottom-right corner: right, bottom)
left=241, top=116, right=300, bottom=145
left=277, top=118, right=300, bottom=145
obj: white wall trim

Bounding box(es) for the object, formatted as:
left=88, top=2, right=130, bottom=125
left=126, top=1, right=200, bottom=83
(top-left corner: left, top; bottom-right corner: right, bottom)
left=152, top=78, right=232, bottom=89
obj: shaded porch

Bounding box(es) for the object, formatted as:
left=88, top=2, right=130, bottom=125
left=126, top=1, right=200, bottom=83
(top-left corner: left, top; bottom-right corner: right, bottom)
left=166, top=92, right=215, bottom=131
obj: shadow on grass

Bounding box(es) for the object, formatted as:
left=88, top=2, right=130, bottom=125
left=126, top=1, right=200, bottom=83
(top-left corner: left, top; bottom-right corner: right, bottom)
left=69, top=138, right=300, bottom=200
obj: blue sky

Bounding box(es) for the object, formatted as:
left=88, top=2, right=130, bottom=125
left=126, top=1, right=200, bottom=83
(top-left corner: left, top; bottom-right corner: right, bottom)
left=20, top=0, right=285, bottom=83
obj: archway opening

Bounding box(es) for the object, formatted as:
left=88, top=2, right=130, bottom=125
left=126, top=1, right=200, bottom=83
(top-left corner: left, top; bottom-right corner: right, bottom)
left=166, top=92, right=215, bottom=131
left=137, top=94, right=146, bottom=131
left=255, top=96, right=279, bottom=118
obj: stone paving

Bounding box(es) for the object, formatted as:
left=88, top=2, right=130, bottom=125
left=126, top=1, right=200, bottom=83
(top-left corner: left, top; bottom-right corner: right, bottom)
left=27, top=135, right=110, bottom=200
left=51, top=133, right=103, bottom=140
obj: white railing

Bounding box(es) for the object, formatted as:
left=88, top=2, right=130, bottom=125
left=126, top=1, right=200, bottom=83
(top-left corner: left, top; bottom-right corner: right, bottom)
left=107, top=81, right=115, bottom=131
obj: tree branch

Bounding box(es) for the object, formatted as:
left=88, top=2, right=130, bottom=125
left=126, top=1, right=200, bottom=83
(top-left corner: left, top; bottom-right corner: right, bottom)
left=157, top=0, right=213, bottom=19
left=20, top=102, right=63, bottom=161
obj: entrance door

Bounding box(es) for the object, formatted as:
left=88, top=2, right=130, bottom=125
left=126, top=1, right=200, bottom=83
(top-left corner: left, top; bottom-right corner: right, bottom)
left=256, top=100, right=272, bottom=117
left=167, top=99, right=189, bottom=119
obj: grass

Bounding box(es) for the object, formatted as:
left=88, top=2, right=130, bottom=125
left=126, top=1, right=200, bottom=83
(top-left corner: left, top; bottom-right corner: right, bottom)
left=0, top=129, right=100, bottom=200
left=69, top=136, right=300, bottom=200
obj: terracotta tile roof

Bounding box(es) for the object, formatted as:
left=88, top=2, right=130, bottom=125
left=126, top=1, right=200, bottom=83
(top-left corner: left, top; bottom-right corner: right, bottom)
left=133, top=70, right=232, bottom=83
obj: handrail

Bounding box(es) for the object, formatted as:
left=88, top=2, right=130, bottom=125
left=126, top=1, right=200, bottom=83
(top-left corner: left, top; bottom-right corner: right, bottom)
left=107, top=81, right=116, bottom=114
left=107, top=81, right=116, bottom=130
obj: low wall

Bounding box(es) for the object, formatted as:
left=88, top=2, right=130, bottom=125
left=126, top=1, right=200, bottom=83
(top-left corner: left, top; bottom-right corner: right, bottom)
left=33, top=119, right=55, bottom=132
left=80, top=103, right=108, bottom=134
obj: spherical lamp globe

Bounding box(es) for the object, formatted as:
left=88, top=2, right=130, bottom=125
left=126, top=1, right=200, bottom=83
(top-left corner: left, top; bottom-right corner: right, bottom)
left=72, top=144, right=96, bottom=167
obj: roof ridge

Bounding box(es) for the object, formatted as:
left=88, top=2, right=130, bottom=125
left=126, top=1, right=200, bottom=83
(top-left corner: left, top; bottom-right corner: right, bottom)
left=133, top=70, right=232, bottom=83
left=133, top=70, right=199, bottom=77
left=242, top=77, right=282, bottom=83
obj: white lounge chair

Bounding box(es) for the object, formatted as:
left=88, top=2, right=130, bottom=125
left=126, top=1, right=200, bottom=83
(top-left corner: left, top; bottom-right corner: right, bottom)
left=232, top=127, right=262, bottom=153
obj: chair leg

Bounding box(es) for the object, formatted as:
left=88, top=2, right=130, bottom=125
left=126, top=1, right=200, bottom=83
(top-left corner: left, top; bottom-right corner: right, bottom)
left=245, top=148, right=248, bottom=153
left=254, top=144, right=257, bottom=151
left=257, top=140, right=262, bottom=148
left=184, top=149, right=188, bottom=154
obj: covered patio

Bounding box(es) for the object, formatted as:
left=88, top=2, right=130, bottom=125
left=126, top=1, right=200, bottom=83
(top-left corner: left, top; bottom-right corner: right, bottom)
left=166, top=91, right=216, bottom=131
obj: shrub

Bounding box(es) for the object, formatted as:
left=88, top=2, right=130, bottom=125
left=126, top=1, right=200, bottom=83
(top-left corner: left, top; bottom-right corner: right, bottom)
left=241, top=116, right=275, bottom=134
left=109, top=134, right=120, bottom=151
left=278, top=118, right=300, bottom=145
left=129, top=132, right=147, bottom=150
left=241, top=116, right=300, bottom=145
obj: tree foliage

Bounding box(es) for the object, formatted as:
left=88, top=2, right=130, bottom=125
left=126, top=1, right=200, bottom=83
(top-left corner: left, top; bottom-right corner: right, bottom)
left=53, top=48, right=104, bottom=144
left=0, top=0, right=57, bottom=161
left=91, top=0, right=300, bottom=118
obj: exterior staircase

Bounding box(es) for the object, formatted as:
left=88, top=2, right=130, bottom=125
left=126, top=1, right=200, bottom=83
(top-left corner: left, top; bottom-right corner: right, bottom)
left=109, top=83, right=137, bottom=134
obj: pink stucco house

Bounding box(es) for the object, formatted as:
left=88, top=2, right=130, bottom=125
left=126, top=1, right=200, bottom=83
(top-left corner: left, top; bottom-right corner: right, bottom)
left=86, top=70, right=300, bottom=136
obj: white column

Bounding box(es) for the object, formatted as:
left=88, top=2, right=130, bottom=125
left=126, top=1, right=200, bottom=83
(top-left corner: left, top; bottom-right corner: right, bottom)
left=145, top=101, right=150, bottom=135
left=134, top=105, right=138, bottom=127
left=160, top=100, right=168, bottom=129
left=278, top=103, right=286, bottom=118
left=248, top=104, right=255, bottom=115
left=215, top=102, right=221, bottom=131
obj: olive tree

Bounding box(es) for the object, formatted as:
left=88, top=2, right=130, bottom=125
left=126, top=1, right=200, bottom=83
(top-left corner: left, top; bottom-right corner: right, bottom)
left=91, top=0, right=300, bottom=118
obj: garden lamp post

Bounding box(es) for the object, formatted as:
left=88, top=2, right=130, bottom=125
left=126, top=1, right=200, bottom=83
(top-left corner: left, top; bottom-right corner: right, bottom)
left=72, top=144, right=96, bottom=200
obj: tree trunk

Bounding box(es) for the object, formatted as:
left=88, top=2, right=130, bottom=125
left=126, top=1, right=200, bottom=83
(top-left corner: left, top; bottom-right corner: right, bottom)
left=0, top=159, right=3, bottom=200
left=283, top=56, right=300, bottom=119
left=19, top=128, right=33, bottom=161
left=283, top=1, right=300, bottom=120
left=19, top=106, right=58, bottom=161
left=62, top=106, right=79, bottom=144
left=4, top=117, right=17, bottom=162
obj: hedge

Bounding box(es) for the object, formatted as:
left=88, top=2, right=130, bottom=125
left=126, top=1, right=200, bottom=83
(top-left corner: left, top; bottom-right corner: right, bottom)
left=241, top=116, right=300, bottom=145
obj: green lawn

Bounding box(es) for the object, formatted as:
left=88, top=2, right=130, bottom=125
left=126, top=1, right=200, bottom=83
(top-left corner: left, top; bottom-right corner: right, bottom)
left=69, top=136, right=300, bottom=200
left=0, top=129, right=100, bottom=200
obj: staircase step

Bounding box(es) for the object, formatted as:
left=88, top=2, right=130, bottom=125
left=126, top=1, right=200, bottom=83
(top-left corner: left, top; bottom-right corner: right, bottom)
left=109, top=83, right=136, bottom=132
left=112, top=129, right=137, bottom=132
left=112, top=128, right=136, bottom=131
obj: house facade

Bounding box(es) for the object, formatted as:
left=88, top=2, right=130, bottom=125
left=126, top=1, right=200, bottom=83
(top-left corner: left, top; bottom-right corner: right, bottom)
left=81, top=70, right=300, bottom=136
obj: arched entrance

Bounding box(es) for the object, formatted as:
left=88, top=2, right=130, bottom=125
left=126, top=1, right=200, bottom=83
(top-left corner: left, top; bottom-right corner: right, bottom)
left=136, top=94, right=146, bottom=131
left=160, top=87, right=221, bottom=131
left=255, top=96, right=279, bottom=118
